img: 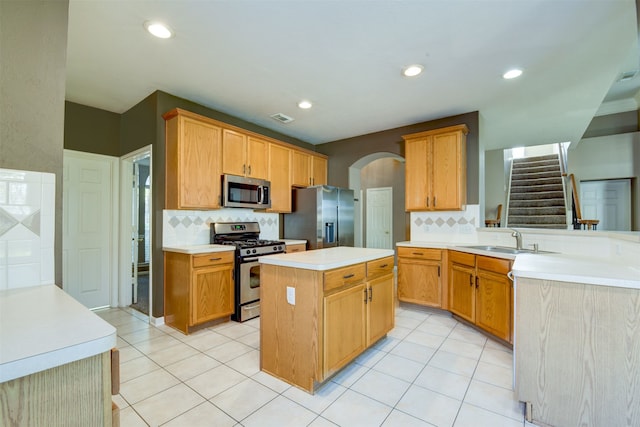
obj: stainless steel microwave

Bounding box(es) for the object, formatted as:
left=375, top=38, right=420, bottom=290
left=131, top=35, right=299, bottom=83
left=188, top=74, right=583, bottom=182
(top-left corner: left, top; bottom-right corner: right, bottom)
left=222, top=174, right=271, bottom=209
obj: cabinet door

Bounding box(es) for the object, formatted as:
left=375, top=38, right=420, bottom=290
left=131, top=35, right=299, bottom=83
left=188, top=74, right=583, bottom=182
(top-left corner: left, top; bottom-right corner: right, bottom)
left=247, top=136, right=268, bottom=179
left=431, top=131, right=464, bottom=210
left=476, top=268, right=512, bottom=342
left=323, top=283, right=366, bottom=376
left=311, top=155, right=328, bottom=186
left=397, top=258, right=441, bottom=307
left=175, top=117, right=222, bottom=209
left=222, top=129, right=247, bottom=176
left=291, top=150, right=311, bottom=187
left=366, top=273, right=394, bottom=345
left=267, top=143, right=292, bottom=212
left=448, top=263, right=475, bottom=323
left=404, top=137, right=430, bottom=210
left=191, top=264, right=234, bottom=325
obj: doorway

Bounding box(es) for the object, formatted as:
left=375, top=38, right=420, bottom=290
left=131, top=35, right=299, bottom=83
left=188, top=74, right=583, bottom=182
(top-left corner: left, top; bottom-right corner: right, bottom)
left=366, top=187, right=393, bottom=249
left=119, top=147, right=152, bottom=316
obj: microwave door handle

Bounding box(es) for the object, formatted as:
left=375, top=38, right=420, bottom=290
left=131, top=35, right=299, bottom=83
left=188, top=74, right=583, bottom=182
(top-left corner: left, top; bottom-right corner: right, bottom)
left=258, top=186, right=264, bottom=204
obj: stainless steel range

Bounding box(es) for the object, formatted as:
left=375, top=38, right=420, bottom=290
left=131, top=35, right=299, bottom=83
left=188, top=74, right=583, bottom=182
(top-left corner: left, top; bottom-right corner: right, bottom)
left=210, top=222, right=285, bottom=322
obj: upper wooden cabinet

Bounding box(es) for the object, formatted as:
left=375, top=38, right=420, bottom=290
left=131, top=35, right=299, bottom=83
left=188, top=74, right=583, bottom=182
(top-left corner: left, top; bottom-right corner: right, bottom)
left=164, top=109, right=223, bottom=209
left=222, top=129, right=268, bottom=179
left=267, top=143, right=292, bottom=213
left=292, top=151, right=328, bottom=187
left=403, top=124, right=468, bottom=211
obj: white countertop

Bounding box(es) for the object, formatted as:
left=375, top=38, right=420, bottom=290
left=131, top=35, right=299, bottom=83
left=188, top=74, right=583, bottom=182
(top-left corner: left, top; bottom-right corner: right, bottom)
left=259, top=247, right=395, bottom=270
left=512, top=254, right=640, bottom=289
left=397, top=240, right=640, bottom=289
left=281, top=239, right=306, bottom=245
left=0, top=285, right=117, bottom=383
left=163, top=244, right=235, bottom=254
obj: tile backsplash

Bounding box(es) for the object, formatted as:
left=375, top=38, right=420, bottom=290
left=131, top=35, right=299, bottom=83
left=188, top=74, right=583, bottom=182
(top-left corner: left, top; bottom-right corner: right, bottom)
left=163, top=209, right=279, bottom=247
left=410, top=204, right=480, bottom=243
left=0, top=168, right=55, bottom=290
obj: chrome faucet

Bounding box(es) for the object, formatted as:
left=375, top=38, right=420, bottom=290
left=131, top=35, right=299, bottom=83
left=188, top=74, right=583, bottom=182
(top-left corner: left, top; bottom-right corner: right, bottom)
left=510, top=229, right=523, bottom=250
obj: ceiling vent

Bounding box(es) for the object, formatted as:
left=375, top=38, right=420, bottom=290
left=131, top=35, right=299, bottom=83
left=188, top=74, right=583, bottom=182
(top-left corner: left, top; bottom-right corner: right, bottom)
left=270, top=113, right=294, bottom=124
left=617, top=70, right=638, bottom=82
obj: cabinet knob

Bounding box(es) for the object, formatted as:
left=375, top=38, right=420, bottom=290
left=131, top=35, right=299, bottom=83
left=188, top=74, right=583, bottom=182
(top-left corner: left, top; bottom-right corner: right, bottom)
left=343, top=273, right=355, bottom=279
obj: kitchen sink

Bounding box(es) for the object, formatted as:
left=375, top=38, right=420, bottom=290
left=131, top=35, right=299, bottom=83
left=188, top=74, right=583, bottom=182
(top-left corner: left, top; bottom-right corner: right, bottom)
left=461, top=245, right=555, bottom=255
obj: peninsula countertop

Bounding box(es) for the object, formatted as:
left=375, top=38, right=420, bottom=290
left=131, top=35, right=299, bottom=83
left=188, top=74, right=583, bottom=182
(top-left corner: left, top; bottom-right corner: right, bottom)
left=162, top=244, right=235, bottom=254
left=259, top=246, right=395, bottom=270
left=0, top=284, right=117, bottom=383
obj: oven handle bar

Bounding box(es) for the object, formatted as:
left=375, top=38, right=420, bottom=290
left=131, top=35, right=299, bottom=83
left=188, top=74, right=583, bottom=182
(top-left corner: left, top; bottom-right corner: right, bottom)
left=242, top=257, right=260, bottom=262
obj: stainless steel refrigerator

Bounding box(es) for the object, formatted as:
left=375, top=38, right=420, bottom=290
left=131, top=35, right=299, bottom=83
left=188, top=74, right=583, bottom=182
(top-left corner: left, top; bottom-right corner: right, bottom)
left=284, top=185, right=354, bottom=249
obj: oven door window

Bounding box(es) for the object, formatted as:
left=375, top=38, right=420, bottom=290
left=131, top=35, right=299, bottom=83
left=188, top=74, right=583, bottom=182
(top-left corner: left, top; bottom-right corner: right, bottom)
left=249, top=264, right=260, bottom=289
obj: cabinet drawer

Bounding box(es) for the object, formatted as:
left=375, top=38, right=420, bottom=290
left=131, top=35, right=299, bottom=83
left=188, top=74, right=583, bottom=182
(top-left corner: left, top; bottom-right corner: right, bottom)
left=324, top=263, right=366, bottom=292
left=192, top=251, right=234, bottom=268
left=367, top=256, right=394, bottom=279
left=397, top=247, right=441, bottom=260
left=477, top=255, right=511, bottom=275
left=285, top=243, right=306, bottom=253
left=448, top=250, right=476, bottom=267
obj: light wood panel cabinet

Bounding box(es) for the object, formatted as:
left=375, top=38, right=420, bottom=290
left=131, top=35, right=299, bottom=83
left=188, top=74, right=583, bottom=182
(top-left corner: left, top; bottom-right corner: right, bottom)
left=447, top=251, right=512, bottom=343
left=267, top=143, right=292, bottom=213
left=397, top=247, right=443, bottom=308
left=292, top=151, right=328, bottom=187
left=164, top=109, right=222, bottom=209
left=164, top=250, right=234, bottom=334
left=261, top=255, right=394, bottom=393
left=222, top=129, right=268, bottom=179
left=285, top=243, right=306, bottom=253
left=403, top=124, right=468, bottom=211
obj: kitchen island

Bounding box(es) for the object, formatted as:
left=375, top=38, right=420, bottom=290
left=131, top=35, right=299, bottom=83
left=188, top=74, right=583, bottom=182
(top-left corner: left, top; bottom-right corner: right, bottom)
left=259, top=247, right=395, bottom=393
left=0, top=284, right=117, bottom=426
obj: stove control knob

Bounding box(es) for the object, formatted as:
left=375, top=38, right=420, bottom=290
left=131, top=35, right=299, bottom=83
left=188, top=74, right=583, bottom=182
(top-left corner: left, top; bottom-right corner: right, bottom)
left=252, top=249, right=257, bottom=254
left=245, top=249, right=251, bottom=255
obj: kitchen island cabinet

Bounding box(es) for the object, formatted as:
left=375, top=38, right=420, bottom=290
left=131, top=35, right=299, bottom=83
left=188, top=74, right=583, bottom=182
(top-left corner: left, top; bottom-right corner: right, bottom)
left=397, top=246, right=444, bottom=308
left=0, top=285, right=117, bottom=427
left=163, top=245, right=235, bottom=334
left=259, top=247, right=394, bottom=393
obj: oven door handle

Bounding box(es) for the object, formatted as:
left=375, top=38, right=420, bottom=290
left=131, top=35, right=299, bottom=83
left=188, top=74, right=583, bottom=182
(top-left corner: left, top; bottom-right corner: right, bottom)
left=242, top=257, right=260, bottom=262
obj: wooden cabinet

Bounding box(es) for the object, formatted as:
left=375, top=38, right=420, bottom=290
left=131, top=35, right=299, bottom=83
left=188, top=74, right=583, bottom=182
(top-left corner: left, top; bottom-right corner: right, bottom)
left=261, top=254, right=394, bottom=393
left=285, top=243, right=306, bottom=253
left=403, top=124, right=468, bottom=211
left=164, top=250, right=234, bottom=334
left=222, top=129, right=268, bottom=179
left=267, top=143, right=292, bottom=213
left=448, top=251, right=513, bottom=343
left=164, top=109, right=223, bottom=209
left=292, top=151, right=328, bottom=187
left=397, top=247, right=443, bottom=308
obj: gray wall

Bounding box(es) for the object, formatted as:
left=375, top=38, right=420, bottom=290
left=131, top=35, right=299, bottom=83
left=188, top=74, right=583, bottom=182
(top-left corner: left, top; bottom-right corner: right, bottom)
left=64, top=102, right=121, bottom=156
left=316, top=111, right=480, bottom=205
left=1, top=1, right=69, bottom=285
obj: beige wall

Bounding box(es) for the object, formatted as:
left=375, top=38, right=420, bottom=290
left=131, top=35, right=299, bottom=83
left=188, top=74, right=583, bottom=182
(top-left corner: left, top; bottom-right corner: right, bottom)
left=0, top=1, right=69, bottom=285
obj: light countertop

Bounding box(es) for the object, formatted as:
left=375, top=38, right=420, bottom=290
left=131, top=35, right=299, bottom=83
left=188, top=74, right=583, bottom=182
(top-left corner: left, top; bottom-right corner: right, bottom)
left=259, top=247, right=394, bottom=270
left=397, top=241, right=640, bottom=289
left=0, top=285, right=117, bottom=383
left=281, top=239, right=306, bottom=245
left=163, top=244, right=235, bottom=254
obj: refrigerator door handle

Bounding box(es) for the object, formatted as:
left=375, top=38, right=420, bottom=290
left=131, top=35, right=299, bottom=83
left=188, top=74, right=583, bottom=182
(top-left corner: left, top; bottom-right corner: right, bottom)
left=325, top=222, right=336, bottom=244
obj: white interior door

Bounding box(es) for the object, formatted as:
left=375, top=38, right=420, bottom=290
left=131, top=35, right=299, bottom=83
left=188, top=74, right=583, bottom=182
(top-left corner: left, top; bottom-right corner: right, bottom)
left=581, top=179, right=631, bottom=231
left=63, top=150, right=117, bottom=309
left=366, top=187, right=392, bottom=249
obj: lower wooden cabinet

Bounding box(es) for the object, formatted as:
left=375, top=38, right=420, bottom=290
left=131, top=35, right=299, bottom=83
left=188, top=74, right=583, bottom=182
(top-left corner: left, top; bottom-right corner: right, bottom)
left=397, top=247, right=442, bottom=308
left=164, top=250, right=234, bottom=334
left=448, top=251, right=513, bottom=343
left=261, top=255, right=394, bottom=393
left=285, top=243, right=306, bottom=253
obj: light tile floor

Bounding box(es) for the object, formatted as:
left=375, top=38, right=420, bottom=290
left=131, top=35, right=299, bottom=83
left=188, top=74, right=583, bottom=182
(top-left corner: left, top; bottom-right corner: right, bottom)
left=98, top=304, right=535, bottom=427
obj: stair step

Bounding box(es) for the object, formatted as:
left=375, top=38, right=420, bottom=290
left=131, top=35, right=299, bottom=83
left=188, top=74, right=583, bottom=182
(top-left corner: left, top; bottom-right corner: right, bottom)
left=511, top=177, right=563, bottom=186
left=510, top=184, right=564, bottom=194
left=512, top=164, right=561, bottom=174
left=509, top=206, right=567, bottom=216
left=508, top=215, right=566, bottom=225
left=509, top=198, right=565, bottom=208
left=510, top=170, right=563, bottom=180
left=506, top=222, right=567, bottom=229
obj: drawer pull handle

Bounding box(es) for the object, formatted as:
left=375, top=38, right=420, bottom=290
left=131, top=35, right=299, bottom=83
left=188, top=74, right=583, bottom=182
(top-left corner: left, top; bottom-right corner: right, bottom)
left=343, top=273, right=355, bottom=279
left=209, top=257, right=222, bottom=261
left=412, top=252, right=424, bottom=256
left=379, top=264, right=388, bottom=268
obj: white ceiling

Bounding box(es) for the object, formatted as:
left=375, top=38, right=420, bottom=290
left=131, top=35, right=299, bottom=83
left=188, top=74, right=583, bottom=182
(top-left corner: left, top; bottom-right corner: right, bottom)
left=66, top=0, right=640, bottom=151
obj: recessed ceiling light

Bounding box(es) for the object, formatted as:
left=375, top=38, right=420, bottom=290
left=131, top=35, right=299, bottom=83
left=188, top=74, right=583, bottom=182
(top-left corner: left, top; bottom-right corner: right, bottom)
left=402, top=65, right=424, bottom=77
left=503, top=69, right=523, bottom=79
left=298, top=100, right=312, bottom=109
left=144, top=21, right=174, bottom=39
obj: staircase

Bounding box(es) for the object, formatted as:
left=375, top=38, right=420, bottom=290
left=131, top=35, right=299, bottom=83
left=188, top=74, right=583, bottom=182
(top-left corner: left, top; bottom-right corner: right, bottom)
left=506, top=154, right=567, bottom=229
